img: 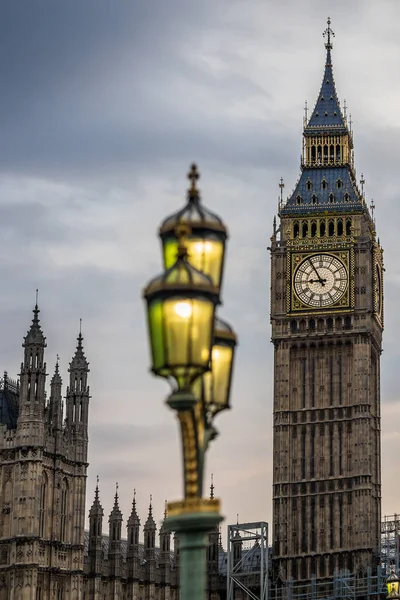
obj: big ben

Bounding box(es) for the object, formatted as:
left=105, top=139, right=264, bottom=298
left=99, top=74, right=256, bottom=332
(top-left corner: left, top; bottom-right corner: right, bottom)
left=270, top=19, right=383, bottom=585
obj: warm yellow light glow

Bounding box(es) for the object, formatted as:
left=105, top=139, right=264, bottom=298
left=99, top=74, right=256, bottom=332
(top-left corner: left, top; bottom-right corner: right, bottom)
left=192, top=241, right=213, bottom=254
left=174, top=301, right=192, bottom=319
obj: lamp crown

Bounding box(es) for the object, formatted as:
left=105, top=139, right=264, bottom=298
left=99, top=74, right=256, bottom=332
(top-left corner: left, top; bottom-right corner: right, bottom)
left=188, top=163, right=200, bottom=198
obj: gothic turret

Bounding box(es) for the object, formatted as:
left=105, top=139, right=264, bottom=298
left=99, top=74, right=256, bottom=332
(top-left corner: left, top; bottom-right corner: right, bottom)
left=65, top=324, right=90, bottom=462
left=143, top=496, right=156, bottom=555
left=126, top=490, right=141, bottom=580
left=108, top=485, right=123, bottom=579
left=207, top=476, right=219, bottom=576
left=88, top=477, right=104, bottom=576
left=48, top=358, right=63, bottom=433
left=17, top=299, right=47, bottom=445
left=159, top=501, right=171, bottom=586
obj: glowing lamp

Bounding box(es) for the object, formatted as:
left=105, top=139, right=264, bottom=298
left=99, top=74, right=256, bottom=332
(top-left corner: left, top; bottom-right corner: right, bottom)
left=193, top=315, right=237, bottom=415
left=159, top=164, right=228, bottom=292
left=143, top=227, right=219, bottom=391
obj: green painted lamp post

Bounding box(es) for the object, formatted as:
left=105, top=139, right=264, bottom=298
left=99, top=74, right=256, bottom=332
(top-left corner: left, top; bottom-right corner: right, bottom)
left=387, top=568, right=400, bottom=599
left=143, top=165, right=237, bottom=599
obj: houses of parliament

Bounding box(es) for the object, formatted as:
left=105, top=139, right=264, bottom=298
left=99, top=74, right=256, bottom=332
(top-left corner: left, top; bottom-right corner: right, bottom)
left=0, top=19, right=386, bottom=600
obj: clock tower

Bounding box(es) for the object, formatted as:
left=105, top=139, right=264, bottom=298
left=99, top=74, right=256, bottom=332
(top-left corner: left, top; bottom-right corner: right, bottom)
left=270, top=19, right=383, bottom=585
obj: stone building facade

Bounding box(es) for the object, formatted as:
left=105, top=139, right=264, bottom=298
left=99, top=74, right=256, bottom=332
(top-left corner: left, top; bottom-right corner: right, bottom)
left=270, top=21, right=383, bottom=586
left=0, top=303, right=224, bottom=599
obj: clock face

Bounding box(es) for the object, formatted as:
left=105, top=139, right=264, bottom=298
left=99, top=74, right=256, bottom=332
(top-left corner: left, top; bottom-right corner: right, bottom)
left=294, top=254, right=348, bottom=308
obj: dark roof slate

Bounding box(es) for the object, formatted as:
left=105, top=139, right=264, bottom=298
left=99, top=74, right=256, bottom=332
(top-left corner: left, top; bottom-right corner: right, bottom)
left=281, top=166, right=363, bottom=215
left=306, top=49, right=346, bottom=132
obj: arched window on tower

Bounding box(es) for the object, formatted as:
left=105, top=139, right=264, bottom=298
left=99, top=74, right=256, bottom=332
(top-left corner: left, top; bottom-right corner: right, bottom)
left=321, top=179, right=327, bottom=190
left=60, top=479, right=68, bottom=542
left=296, top=195, right=302, bottom=206
left=344, top=192, right=350, bottom=202
left=302, top=222, right=308, bottom=238
left=311, top=147, right=316, bottom=164
left=328, top=220, right=335, bottom=236
left=307, top=180, right=313, bottom=191
left=312, top=195, right=318, bottom=205
left=337, top=179, right=343, bottom=189
left=293, top=222, right=299, bottom=238
left=337, top=219, right=343, bottom=236
left=346, top=218, right=352, bottom=235
left=329, top=193, right=335, bottom=204
left=336, top=144, right=341, bottom=162
left=39, top=472, right=48, bottom=538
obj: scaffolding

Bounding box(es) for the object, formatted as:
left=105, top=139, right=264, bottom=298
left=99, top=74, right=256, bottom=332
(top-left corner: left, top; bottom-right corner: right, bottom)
left=227, top=521, right=268, bottom=600
left=381, top=514, right=400, bottom=573
left=225, top=514, right=399, bottom=600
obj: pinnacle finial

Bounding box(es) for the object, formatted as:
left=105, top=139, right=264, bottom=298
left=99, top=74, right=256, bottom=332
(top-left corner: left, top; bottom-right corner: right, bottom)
left=210, top=473, right=215, bottom=500
left=33, top=289, right=40, bottom=323
left=187, top=163, right=200, bottom=198
left=164, top=499, right=167, bottom=520
left=95, top=475, right=100, bottom=500
left=114, top=481, right=119, bottom=505
left=323, top=17, right=335, bottom=51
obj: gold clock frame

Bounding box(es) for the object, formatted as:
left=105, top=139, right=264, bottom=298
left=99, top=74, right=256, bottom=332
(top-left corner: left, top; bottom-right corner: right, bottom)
left=287, top=249, right=353, bottom=314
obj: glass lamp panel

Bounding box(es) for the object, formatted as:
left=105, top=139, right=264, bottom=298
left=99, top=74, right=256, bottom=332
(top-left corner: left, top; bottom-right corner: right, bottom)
left=186, top=237, right=223, bottom=289
left=147, top=299, right=166, bottom=374
left=163, top=296, right=214, bottom=389
left=163, top=235, right=224, bottom=289
left=208, top=344, right=233, bottom=412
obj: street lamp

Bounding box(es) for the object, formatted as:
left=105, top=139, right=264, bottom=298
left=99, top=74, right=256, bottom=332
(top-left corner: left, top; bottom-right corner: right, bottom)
left=143, top=165, right=237, bottom=600
left=387, top=567, right=400, bottom=599
left=159, top=163, right=228, bottom=291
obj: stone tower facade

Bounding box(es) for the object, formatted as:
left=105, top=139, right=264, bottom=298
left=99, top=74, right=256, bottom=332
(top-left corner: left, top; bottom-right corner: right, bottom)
left=0, top=303, right=90, bottom=599
left=270, top=21, right=383, bottom=584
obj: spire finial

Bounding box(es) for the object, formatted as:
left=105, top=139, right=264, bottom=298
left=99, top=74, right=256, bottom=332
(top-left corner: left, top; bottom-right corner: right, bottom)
left=33, top=289, right=40, bottom=322
left=164, top=499, right=167, bottom=520
left=187, top=163, right=200, bottom=196
left=304, top=100, right=308, bottom=126
left=210, top=473, right=215, bottom=500
left=79, top=318, right=82, bottom=335
left=237, top=513, right=239, bottom=524
left=360, top=173, right=365, bottom=197
left=279, top=177, right=285, bottom=207
left=323, top=17, right=335, bottom=51
left=370, top=199, right=375, bottom=220
left=349, top=113, right=353, bottom=132
left=149, top=494, right=153, bottom=516
left=114, top=481, right=119, bottom=504
left=343, top=99, right=347, bottom=120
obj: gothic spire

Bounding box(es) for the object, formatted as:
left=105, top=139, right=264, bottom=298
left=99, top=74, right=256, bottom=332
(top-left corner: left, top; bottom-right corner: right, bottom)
left=109, top=482, right=122, bottom=520
left=89, top=476, right=104, bottom=517
left=144, top=495, right=156, bottom=529
left=23, top=291, right=46, bottom=347
left=306, top=18, right=347, bottom=132
left=51, top=356, right=62, bottom=385
left=127, top=489, right=140, bottom=526
left=69, top=320, right=89, bottom=372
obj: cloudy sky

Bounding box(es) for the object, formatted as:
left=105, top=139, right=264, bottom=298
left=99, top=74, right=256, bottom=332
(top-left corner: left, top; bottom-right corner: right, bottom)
left=1, top=0, right=400, bottom=540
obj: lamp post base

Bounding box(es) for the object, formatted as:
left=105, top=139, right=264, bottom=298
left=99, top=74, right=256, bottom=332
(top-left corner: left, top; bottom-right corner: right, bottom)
left=164, top=500, right=223, bottom=600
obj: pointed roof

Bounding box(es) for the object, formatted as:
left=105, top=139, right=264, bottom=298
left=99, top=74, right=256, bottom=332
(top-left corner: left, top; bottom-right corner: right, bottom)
left=89, top=476, right=104, bottom=518
left=50, top=357, right=62, bottom=387
left=109, top=483, right=123, bottom=521
left=160, top=500, right=169, bottom=534
left=69, top=321, right=89, bottom=372
left=144, top=495, right=156, bottom=530
left=306, top=18, right=347, bottom=132
left=127, top=489, right=140, bottom=526
left=24, top=296, right=46, bottom=347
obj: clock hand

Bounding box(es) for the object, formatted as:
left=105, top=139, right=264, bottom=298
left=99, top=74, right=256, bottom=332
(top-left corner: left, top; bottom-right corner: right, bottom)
left=307, top=259, right=325, bottom=287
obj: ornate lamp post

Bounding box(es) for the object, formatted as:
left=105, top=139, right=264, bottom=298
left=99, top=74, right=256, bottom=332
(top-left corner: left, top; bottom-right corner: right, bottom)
left=143, top=165, right=237, bottom=600
left=387, top=567, right=400, bottom=600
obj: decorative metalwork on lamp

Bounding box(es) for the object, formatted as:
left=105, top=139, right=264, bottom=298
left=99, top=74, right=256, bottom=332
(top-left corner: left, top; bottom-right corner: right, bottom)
left=158, top=163, right=228, bottom=292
